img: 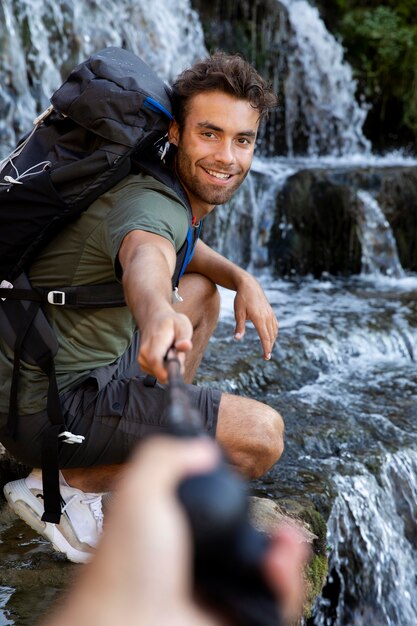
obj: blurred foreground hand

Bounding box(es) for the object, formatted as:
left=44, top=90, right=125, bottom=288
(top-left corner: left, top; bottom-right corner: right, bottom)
left=41, top=437, right=310, bottom=626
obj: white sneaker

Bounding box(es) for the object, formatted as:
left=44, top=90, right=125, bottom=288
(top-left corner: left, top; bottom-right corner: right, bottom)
left=3, top=470, right=104, bottom=564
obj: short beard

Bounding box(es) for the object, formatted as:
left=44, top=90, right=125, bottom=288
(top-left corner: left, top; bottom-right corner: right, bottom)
left=175, top=143, right=249, bottom=206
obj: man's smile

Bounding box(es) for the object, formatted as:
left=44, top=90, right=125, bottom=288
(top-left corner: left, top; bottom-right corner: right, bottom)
left=204, top=168, right=232, bottom=180
left=200, top=163, right=242, bottom=185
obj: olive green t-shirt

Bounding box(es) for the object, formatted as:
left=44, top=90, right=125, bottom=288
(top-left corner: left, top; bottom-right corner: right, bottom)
left=0, top=173, right=189, bottom=414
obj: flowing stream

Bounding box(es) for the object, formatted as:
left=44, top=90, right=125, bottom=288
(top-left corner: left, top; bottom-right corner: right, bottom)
left=206, top=270, right=417, bottom=626
left=1, top=0, right=417, bottom=625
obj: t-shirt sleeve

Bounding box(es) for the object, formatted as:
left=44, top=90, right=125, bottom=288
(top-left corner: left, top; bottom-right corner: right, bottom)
left=103, top=179, right=189, bottom=271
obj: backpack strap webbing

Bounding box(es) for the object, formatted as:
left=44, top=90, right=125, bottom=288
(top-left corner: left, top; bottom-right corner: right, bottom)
left=2, top=296, right=65, bottom=523
left=7, top=301, right=40, bottom=438
left=0, top=282, right=126, bottom=308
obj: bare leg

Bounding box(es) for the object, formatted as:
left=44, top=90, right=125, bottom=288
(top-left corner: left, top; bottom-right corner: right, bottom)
left=61, top=464, right=124, bottom=493
left=62, top=273, right=220, bottom=492
left=216, top=394, right=284, bottom=479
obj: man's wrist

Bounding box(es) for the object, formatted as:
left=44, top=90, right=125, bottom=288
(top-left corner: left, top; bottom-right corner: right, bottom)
left=233, top=268, right=255, bottom=291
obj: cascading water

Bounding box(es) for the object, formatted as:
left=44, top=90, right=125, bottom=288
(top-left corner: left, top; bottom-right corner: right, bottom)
left=277, top=0, right=370, bottom=156
left=213, top=272, right=417, bottom=626
left=1, top=2, right=417, bottom=625
left=249, top=160, right=298, bottom=269
left=356, top=191, right=405, bottom=279
left=205, top=158, right=298, bottom=269
left=316, top=450, right=417, bottom=626
left=0, top=0, right=206, bottom=157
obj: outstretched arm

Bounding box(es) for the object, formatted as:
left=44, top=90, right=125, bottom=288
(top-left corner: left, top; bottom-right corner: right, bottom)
left=186, top=240, right=278, bottom=360
left=119, top=229, right=192, bottom=382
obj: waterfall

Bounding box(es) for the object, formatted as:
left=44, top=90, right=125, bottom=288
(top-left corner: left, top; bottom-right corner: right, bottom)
left=278, top=0, right=370, bottom=156
left=316, top=450, right=417, bottom=626
left=356, top=190, right=404, bottom=278
left=0, top=0, right=207, bottom=157
left=203, top=159, right=297, bottom=269
left=249, top=160, right=297, bottom=269
left=1, top=0, right=373, bottom=160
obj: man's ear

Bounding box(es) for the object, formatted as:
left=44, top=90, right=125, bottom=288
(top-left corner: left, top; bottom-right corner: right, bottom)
left=168, top=119, right=180, bottom=146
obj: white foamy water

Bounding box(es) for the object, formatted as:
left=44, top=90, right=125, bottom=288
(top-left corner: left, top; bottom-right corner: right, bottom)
left=316, top=450, right=417, bottom=626
left=356, top=191, right=405, bottom=278
left=278, top=0, right=370, bottom=156
left=0, top=0, right=207, bottom=155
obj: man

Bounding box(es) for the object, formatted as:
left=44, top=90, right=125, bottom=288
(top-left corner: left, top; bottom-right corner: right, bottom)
left=0, top=52, right=283, bottom=562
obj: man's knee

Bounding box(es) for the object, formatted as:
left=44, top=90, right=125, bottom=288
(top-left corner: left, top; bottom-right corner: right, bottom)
left=243, top=406, right=284, bottom=478
left=177, top=273, right=220, bottom=333
left=216, top=395, right=284, bottom=480
left=197, top=274, right=220, bottom=323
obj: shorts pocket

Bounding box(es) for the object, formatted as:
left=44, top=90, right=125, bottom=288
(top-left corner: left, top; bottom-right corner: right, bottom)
left=94, top=379, right=129, bottom=422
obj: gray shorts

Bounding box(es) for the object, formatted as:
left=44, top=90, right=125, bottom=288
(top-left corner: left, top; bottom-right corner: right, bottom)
left=0, top=334, right=222, bottom=469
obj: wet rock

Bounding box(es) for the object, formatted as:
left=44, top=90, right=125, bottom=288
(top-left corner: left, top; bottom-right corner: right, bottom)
left=0, top=500, right=75, bottom=625
left=0, top=449, right=75, bottom=623
left=378, top=168, right=417, bottom=271
left=269, top=168, right=361, bottom=277
left=269, top=165, right=417, bottom=276
left=250, top=495, right=315, bottom=539
left=250, top=496, right=328, bottom=619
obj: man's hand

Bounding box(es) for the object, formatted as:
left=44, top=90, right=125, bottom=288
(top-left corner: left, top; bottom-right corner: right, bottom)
left=186, top=241, right=278, bottom=360
left=138, top=311, right=193, bottom=383
left=233, top=274, right=278, bottom=360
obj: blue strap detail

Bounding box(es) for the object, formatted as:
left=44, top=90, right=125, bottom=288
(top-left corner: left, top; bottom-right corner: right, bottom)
left=143, top=96, right=173, bottom=120
left=178, top=223, right=202, bottom=281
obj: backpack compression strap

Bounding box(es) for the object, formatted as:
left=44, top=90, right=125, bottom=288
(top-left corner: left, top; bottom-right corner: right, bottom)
left=0, top=282, right=126, bottom=308
left=2, top=294, right=68, bottom=523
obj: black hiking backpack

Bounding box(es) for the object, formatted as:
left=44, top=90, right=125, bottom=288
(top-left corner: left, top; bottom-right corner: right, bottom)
left=0, top=47, right=196, bottom=523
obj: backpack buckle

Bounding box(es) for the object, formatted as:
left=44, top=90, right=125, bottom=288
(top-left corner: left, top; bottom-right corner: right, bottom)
left=47, top=290, right=66, bottom=305
left=58, top=431, right=85, bottom=445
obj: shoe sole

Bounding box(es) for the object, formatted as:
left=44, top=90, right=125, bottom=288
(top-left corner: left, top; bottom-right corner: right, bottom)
left=3, top=480, right=92, bottom=564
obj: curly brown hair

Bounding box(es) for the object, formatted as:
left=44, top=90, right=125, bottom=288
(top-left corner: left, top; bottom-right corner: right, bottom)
left=171, top=52, right=278, bottom=129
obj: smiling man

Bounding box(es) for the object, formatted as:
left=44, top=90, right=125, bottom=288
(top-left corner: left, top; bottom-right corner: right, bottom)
left=2, top=52, right=284, bottom=563
left=170, top=92, right=258, bottom=210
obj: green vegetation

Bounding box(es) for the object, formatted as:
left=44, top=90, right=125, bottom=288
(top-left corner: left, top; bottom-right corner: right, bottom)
left=317, top=1, right=417, bottom=151
left=299, top=507, right=329, bottom=617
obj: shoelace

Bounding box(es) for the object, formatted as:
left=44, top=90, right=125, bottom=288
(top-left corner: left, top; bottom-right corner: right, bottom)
left=61, top=493, right=104, bottom=535
left=81, top=494, right=104, bottom=535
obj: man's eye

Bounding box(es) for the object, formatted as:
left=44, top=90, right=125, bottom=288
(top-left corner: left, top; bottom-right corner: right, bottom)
left=203, top=132, right=215, bottom=138
left=237, top=137, right=252, bottom=145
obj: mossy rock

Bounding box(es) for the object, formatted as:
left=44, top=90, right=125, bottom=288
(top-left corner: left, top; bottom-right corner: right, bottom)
left=250, top=496, right=328, bottom=620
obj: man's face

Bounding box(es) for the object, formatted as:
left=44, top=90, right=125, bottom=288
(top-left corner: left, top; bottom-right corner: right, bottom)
left=169, top=91, right=260, bottom=218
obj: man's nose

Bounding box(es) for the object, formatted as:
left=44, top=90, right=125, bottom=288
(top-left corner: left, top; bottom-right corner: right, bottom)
left=213, top=140, right=235, bottom=164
